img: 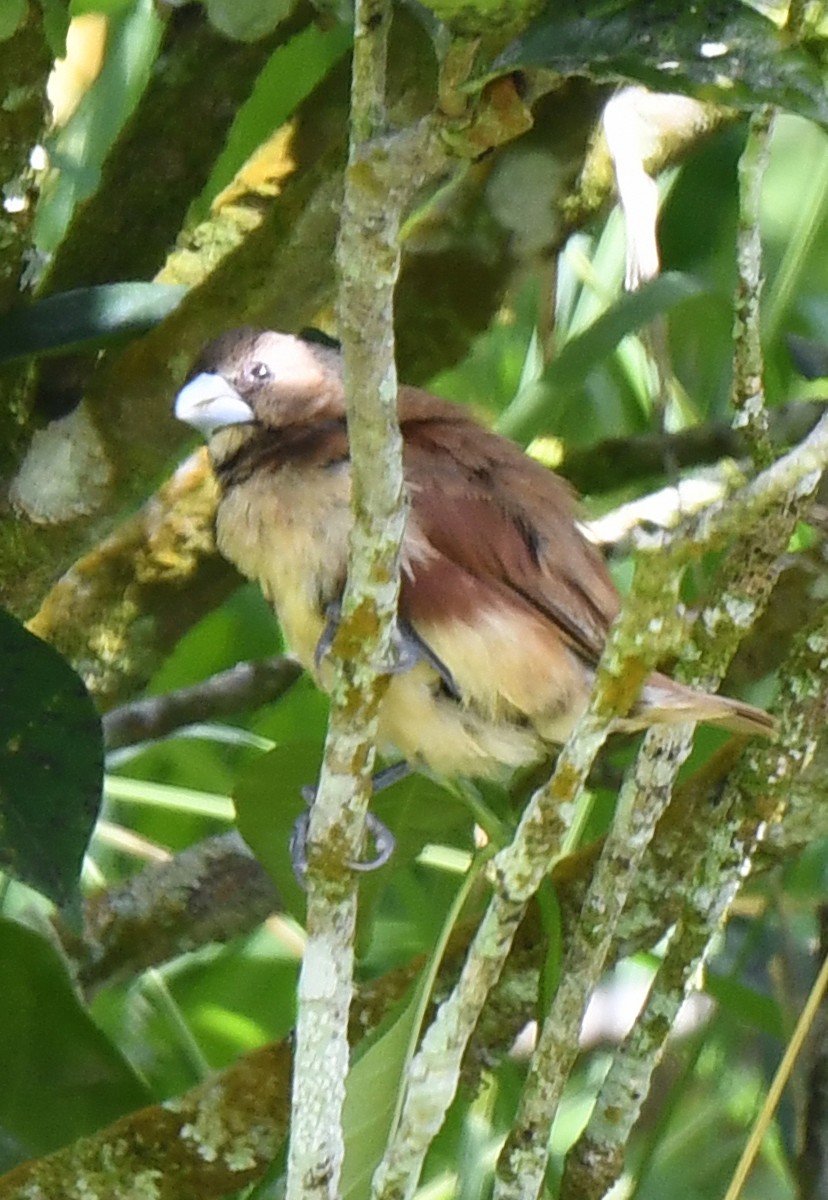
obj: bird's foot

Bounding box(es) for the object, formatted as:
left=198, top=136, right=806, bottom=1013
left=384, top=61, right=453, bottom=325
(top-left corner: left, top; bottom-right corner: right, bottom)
left=290, top=761, right=409, bottom=885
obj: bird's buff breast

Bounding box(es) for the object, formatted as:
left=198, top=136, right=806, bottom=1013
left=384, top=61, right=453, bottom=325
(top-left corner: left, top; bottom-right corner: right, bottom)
left=215, top=463, right=351, bottom=669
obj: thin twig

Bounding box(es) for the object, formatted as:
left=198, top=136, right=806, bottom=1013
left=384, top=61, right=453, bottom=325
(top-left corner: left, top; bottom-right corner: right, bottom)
left=102, top=656, right=303, bottom=749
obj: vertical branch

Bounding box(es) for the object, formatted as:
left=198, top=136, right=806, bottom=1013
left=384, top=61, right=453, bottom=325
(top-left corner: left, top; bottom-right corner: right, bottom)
left=284, top=4, right=406, bottom=1198
left=732, top=106, right=775, bottom=467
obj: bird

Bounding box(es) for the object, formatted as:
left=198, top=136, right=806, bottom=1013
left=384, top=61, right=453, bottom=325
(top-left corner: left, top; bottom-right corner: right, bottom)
left=174, top=327, right=775, bottom=788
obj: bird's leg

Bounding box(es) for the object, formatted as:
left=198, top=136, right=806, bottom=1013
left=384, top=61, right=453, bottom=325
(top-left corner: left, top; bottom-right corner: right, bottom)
left=290, top=761, right=409, bottom=885
left=315, top=602, right=461, bottom=698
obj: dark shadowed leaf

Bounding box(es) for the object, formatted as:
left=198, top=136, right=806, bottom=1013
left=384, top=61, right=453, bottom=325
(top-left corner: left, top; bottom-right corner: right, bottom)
left=494, top=0, right=828, bottom=128
left=0, top=282, right=186, bottom=364
left=0, top=919, right=150, bottom=1169
left=786, top=332, right=828, bottom=380
left=0, top=610, right=103, bottom=911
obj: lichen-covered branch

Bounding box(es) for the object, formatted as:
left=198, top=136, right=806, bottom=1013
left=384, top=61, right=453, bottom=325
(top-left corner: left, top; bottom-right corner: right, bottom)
left=731, top=105, right=775, bottom=467
left=0, top=1040, right=293, bottom=1200
left=26, top=452, right=238, bottom=707
left=284, top=8, right=446, bottom=1197
left=562, top=595, right=828, bottom=1200
left=553, top=141, right=816, bottom=1197
left=72, top=831, right=280, bottom=996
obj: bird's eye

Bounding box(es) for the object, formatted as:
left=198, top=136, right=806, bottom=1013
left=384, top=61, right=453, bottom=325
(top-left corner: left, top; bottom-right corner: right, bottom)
left=249, top=361, right=271, bottom=382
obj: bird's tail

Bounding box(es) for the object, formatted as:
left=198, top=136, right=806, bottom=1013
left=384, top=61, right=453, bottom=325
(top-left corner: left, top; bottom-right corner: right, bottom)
left=621, top=672, right=777, bottom=738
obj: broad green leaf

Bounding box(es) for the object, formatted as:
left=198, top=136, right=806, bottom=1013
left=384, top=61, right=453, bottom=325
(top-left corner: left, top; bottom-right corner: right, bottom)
left=704, top=970, right=784, bottom=1039
left=193, top=21, right=353, bottom=219
left=0, top=919, right=150, bottom=1168
left=341, top=989, right=425, bottom=1200
left=38, top=0, right=70, bottom=56
left=499, top=271, right=707, bottom=442
left=0, top=282, right=187, bottom=364
left=0, top=610, right=103, bottom=912
left=494, top=0, right=828, bottom=128
left=70, top=0, right=134, bottom=13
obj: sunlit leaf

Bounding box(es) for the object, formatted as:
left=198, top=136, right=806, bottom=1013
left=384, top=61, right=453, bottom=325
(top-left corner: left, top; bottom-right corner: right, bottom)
left=500, top=271, right=707, bottom=441
left=0, top=282, right=187, bottom=363
left=0, top=610, right=103, bottom=912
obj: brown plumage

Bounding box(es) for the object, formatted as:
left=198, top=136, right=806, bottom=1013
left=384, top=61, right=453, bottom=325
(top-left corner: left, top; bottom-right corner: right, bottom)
left=174, top=327, right=775, bottom=780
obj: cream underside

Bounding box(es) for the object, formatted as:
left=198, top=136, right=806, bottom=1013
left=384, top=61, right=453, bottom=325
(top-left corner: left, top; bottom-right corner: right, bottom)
left=215, top=465, right=592, bottom=777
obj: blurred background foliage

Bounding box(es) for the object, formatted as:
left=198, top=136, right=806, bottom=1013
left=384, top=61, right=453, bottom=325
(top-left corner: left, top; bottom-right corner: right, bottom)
left=0, top=0, right=827, bottom=1197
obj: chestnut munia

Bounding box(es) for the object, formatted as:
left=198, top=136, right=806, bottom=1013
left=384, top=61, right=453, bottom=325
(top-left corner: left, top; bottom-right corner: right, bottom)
left=174, top=327, right=774, bottom=781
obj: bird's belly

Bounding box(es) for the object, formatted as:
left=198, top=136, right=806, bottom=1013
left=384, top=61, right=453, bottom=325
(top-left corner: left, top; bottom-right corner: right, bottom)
left=376, top=605, right=592, bottom=778
left=376, top=666, right=547, bottom=778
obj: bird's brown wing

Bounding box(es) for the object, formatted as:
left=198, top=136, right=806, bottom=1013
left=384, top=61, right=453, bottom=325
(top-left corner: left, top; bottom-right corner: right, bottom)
left=397, top=397, right=618, bottom=668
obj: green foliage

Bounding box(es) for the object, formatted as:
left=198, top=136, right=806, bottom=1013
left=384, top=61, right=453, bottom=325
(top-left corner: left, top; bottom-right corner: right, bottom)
left=0, top=282, right=186, bottom=363
left=0, top=610, right=102, bottom=913
left=204, top=0, right=298, bottom=42
left=0, top=0, right=26, bottom=40
left=499, top=271, right=707, bottom=442
left=496, top=1, right=828, bottom=127
left=0, top=919, right=149, bottom=1170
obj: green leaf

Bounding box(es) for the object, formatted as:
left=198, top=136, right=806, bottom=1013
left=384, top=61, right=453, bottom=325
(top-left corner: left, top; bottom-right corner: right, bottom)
left=499, top=271, right=707, bottom=442
left=38, top=0, right=70, bottom=56
left=192, top=20, right=353, bottom=220
left=704, top=970, right=784, bottom=1039
left=786, top=332, right=828, bottom=380
left=234, top=741, right=321, bottom=921
left=205, top=0, right=297, bottom=42
left=0, top=610, right=103, bottom=911
left=0, top=282, right=187, bottom=364
left=35, top=0, right=165, bottom=254
left=341, top=990, right=425, bottom=1200
left=0, top=919, right=150, bottom=1168
left=70, top=0, right=134, bottom=13
left=0, top=0, right=26, bottom=40
left=494, top=0, right=828, bottom=128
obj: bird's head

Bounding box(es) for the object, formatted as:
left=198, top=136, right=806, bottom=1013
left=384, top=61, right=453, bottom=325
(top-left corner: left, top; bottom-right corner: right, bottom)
left=174, top=328, right=344, bottom=439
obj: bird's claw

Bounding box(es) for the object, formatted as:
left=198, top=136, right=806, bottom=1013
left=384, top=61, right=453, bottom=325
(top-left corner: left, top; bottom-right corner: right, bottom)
left=290, top=809, right=397, bottom=886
